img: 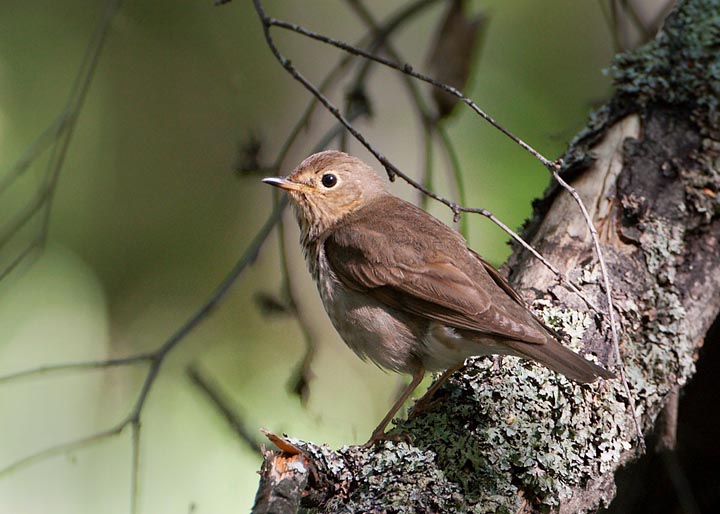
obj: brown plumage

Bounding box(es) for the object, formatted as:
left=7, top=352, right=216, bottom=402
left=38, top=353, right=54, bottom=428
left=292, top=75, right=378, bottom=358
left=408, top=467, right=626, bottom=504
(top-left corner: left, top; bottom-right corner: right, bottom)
left=263, top=151, right=613, bottom=446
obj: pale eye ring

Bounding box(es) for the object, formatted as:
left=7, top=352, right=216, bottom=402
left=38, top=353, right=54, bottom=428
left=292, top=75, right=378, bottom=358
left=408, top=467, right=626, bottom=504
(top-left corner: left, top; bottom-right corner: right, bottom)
left=321, top=173, right=338, bottom=188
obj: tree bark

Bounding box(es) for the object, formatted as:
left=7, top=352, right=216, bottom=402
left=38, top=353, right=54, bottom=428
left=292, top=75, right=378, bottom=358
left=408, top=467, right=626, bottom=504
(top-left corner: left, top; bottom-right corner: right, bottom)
left=253, top=0, right=720, bottom=512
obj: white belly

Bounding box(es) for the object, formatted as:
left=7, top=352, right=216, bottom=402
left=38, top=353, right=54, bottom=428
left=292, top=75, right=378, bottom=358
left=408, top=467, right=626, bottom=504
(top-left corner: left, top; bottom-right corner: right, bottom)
left=420, top=324, right=518, bottom=371
left=315, top=254, right=422, bottom=373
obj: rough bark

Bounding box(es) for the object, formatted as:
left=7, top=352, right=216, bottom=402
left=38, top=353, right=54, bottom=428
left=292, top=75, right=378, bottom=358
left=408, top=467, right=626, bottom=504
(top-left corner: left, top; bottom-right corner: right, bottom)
left=253, top=449, right=310, bottom=514
left=253, top=0, right=720, bottom=512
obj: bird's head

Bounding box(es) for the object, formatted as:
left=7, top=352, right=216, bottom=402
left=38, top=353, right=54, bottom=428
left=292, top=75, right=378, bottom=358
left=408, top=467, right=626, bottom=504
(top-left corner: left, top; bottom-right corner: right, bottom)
left=263, top=151, right=388, bottom=241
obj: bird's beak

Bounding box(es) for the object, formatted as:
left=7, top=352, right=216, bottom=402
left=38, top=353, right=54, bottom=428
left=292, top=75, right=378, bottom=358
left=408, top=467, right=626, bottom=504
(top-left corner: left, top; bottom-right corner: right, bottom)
left=262, top=177, right=307, bottom=192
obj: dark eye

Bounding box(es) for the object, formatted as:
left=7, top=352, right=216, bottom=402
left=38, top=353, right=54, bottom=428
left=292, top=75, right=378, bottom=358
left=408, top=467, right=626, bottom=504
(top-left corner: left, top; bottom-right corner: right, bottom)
left=321, top=173, right=337, bottom=188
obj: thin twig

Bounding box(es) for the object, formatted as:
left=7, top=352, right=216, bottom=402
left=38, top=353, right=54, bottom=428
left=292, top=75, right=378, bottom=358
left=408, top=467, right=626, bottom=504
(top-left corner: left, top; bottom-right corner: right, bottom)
left=0, top=425, right=125, bottom=477
left=187, top=365, right=263, bottom=453
left=0, top=199, right=286, bottom=480
left=420, top=122, right=435, bottom=211
left=470, top=206, right=603, bottom=313
left=0, top=0, right=123, bottom=281
left=0, top=188, right=51, bottom=252
left=0, top=238, right=41, bottom=283
left=553, top=171, right=645, bottom=452
left=263, top=12, right=557, bottom=172
left=0, top=114, right=69, bottom=195
left=436, top=122, right=470, bottom=238
left=130, top=422, right=141, bottom=514
left=129, top=196, right=288, bottom=419
left=0, top=353, right=153, bottom=385
left=268, top=0, right=440, bottom=174
left=37, top=0, right=122, bottom=251
left=345, top=0, right=473, bottom=238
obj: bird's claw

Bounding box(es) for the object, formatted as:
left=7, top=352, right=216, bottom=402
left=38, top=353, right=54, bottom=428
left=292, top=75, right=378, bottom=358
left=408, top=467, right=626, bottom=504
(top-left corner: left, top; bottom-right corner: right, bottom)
left=361, top=430, right=412, bottom=449
left=409, top=396, right=443, bottom=418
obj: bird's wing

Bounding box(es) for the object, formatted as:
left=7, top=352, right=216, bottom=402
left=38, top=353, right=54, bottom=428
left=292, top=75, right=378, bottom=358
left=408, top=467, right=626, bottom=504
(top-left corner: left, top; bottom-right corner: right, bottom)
left=324, top=200, right=546, bottom=344
left=468, top=248, right=525, bottom=306
left=469, top=248, right=566, bottom=341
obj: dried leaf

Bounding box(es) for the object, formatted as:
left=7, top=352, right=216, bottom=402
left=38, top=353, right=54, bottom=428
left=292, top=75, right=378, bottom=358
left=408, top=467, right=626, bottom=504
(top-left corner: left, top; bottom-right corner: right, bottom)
left=254, top=291, right=292, bottom=316
left=426, top=0, right=487, bottom=119
left=261, top=429, right=305, bottom=456
left=234, top=134, right=265, bottom=176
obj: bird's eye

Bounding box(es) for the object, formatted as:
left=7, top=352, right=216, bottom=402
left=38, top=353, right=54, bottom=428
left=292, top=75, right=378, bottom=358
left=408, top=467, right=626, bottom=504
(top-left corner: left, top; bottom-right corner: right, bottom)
left=321, top=173, right=338, bottom=188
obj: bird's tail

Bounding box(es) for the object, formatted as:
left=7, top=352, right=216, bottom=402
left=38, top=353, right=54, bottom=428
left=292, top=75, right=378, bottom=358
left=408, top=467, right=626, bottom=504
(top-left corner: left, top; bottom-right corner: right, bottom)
left=505, top=336, right=614, bottom=383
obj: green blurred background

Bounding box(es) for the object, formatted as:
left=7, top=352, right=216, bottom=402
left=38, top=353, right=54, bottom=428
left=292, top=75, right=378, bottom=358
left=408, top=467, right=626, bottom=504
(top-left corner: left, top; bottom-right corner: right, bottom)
left=0, top=0, right=615, bottom=512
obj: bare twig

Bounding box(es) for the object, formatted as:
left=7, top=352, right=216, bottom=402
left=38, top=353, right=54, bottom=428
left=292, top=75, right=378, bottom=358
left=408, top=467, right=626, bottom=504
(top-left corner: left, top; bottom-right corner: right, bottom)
left=436, top=122, right=469, bottom=237
left=0, top=0, right=123, bottom=281
left=0, top=238, right=41, bottom=283
left=37, top=0, right=122, bottom=251
left=0, top=353, right=152, bottom=385
left=345, top=0, right=471, bottom=238
left=553, top=171, right=645, bottom=452
left=0, top=199, right=287, bottom=503
left=0, top=426, right=125, bottom=478
left=260, top=9, right=556, bottom=171
left=0, top=115, right=69, bottom=195
left=188, top=365, right=263, bottom=453
left=130, top=422, right=141, bottom=514
left=267, top=0, right=441, bottom=175
left=0, top=188, right=50, bottom=251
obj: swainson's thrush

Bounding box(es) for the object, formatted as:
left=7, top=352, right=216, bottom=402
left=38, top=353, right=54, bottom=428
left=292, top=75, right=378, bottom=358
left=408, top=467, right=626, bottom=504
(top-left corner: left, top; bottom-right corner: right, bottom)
left=263, top=151, right=613, bottom=446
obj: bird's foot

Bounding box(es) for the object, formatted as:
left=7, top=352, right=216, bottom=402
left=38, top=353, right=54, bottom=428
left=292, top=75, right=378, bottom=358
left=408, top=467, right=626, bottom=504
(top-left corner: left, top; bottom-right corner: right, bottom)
left=408, top=395, right=443, bottom=419
left=408, top=364, right=464, bottom=419
left=360, top=430, right=412, bottom=449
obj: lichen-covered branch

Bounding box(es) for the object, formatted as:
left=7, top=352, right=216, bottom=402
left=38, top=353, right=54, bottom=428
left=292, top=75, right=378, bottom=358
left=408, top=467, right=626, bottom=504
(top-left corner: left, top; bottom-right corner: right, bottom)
left=252, top=0, right=720, bottom=512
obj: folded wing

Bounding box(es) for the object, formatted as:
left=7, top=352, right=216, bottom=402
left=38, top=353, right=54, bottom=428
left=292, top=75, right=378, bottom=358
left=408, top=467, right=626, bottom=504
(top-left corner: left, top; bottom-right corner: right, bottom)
left=324, top=197, right=547, bottom=345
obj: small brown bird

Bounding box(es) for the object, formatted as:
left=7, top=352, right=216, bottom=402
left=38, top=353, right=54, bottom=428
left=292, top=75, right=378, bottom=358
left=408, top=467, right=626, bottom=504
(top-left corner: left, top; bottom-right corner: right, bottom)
left=263, top=151, right=613, bottom=446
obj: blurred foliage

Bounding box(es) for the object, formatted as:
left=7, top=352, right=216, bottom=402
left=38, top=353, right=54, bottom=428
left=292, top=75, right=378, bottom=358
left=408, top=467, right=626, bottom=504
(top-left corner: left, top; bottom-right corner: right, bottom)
left=0, top=0, right=615, bottom=512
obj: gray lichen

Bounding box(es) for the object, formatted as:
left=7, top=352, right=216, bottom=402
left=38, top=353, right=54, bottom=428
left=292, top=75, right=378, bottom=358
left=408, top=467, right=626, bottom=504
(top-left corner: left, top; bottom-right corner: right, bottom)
left=331, top=442, right=467, bottom=513
left=361, top=358, right=629, bottom=513
left=609, top=0, right=720, bottom=133
left=634, top=218, right=694, bottom=393
left=686, top=138, right=720, bottom=221
left=535, top=300, right=592, bottom=350
left=289, top=347, right=631, bottom=513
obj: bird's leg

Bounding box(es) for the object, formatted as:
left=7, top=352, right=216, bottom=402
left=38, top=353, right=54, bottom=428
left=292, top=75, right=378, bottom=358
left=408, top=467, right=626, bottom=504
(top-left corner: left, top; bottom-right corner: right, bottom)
left=409, top=363, right=464, bottom=418
left=362, top=365, right=425, bottom=448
